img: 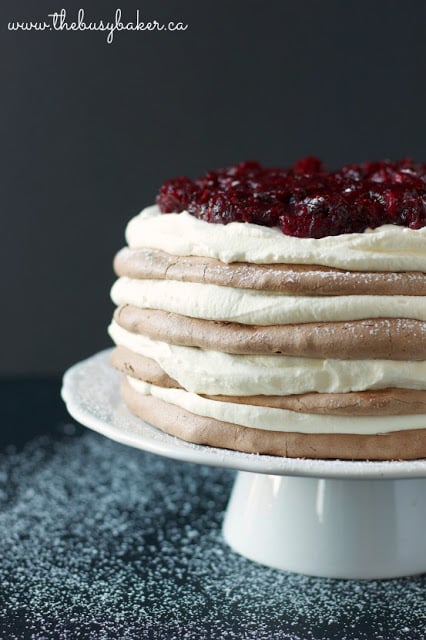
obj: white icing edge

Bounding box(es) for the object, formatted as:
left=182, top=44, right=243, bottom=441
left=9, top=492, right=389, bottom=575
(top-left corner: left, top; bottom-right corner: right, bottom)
left=109, top=322, right=426, bottom=396
left=111, top=278, right=426, bottom=325
left=125, top=205, right=426, bottom=272
left=127, top=377, right=426, bottom=435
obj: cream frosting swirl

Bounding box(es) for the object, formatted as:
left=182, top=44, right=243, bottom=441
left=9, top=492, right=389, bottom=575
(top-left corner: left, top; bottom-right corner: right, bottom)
left=109, top=322, right=426, bottom=396
left=110, top=278, right=426, bottom=325
left=127, top=377, right=426, bottom=435
left=125, top=205, right=426, bottom=272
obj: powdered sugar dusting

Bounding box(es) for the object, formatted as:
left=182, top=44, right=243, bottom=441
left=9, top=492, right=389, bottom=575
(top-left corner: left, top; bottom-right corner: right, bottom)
left=0, top=430, right=424, bottom=639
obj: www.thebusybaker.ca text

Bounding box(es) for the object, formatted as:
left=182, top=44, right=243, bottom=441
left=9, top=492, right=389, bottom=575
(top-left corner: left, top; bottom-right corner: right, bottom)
left=8, top=8, right=189, bottom=44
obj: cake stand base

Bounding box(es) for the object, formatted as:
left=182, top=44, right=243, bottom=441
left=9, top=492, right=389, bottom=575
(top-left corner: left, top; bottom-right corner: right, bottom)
left=223, top=472, right=426, bottom=579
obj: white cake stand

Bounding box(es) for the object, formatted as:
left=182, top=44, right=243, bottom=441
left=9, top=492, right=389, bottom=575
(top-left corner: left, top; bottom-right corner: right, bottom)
left=61, top=350, right=426, bottom=580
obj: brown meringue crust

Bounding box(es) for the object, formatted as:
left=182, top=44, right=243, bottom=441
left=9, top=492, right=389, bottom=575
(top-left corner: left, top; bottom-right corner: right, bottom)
left=120, top=377, right=426, bottom=460
left=111, top=347, right=426, bottom=416
left=114, top=247, right=426, bottom=296
left=111, top=346, right=179, bottom=388
left=113, top=305, right=426, bottom=361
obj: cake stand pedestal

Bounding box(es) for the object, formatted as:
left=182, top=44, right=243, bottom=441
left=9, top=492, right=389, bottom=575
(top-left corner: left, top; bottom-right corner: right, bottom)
left=62, top=350, right=426, bottom=580
left=223, top=472, right=426, bottom=579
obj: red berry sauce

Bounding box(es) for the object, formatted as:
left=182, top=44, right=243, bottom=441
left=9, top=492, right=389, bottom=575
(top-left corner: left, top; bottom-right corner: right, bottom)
left=156, top=158, right=426, bottom=238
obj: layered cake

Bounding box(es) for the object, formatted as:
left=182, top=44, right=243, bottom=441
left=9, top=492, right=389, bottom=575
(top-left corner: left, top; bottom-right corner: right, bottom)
left=109, top=158, right=426, bottom=460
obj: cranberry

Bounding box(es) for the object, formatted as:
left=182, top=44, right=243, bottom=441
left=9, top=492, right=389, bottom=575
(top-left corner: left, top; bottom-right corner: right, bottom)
left=156, top=177, right=197, bottom=213
left=293, top=156, right=324, bottom=176
left=155, top=158, right=426, bottom=237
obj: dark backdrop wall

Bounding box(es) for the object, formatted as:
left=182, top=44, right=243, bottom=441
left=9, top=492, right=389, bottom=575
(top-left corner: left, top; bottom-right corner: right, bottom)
left=2, top=0, right=426, bottom=374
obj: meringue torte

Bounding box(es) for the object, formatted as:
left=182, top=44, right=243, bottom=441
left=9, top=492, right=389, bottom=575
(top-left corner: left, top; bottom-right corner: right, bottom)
left=109, top=158, right=426, bottom=460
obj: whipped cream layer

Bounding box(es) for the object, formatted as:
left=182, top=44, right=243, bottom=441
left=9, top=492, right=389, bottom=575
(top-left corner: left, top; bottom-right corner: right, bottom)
left=111, top=278, right=426, bottom=325
left=127, top=377, right=426, bottom=435
left=125, top=205, right=426, bottom=272
left=109, top=322, right=426, bottom=395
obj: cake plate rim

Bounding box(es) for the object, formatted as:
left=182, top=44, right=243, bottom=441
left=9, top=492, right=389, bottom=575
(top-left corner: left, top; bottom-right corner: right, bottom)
left=60, top=349, right=426, bottom=480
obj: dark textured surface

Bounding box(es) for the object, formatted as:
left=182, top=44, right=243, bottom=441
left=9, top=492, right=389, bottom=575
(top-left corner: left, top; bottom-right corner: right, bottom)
left=2, top=0, right=426, bottom=373
left=0, top=379, right=425, bottom=639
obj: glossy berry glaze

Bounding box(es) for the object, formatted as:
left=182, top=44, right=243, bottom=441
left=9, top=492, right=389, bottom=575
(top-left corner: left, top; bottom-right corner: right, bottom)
left=156, top=158, right=426, bottom=238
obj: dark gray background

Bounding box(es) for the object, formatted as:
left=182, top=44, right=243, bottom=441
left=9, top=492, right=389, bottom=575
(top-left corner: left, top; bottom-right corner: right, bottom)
left=2, top=0, right=426, bottom=374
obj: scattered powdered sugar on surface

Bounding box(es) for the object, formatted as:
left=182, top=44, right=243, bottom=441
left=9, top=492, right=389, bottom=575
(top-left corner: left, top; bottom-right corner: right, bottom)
left=0, top=430, right=425, bottom=640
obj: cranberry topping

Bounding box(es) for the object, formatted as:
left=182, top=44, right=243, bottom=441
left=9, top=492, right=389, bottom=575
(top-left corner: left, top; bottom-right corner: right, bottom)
left=156, top=158, right=426, bottom=238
